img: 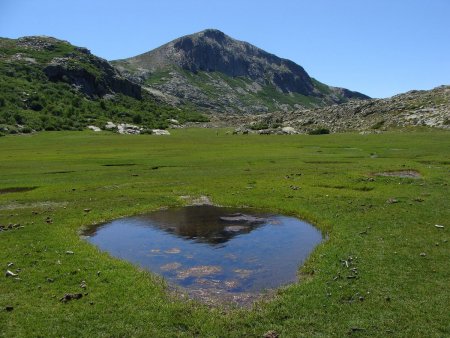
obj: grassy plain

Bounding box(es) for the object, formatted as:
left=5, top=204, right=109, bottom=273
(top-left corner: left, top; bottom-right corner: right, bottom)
left=0, top=129, right=449, bottom=337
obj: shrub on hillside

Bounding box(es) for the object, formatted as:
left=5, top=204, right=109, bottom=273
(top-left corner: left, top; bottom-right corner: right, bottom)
left=308, top=127, right=330, bottom=135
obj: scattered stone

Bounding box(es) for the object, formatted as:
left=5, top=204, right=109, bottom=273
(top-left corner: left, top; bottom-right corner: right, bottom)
left=80, top=280, right=87, bottom=289
left=224, top=280, right=240, bottom=289
left=233, top=269, right=253, bottom=279
left=59, top=293, right=83, bottom=302
left=65, top=251, right=74, bottom=255
left=117, top=123, right=142, bottom=135
left=7, top=262, right=14, bottom=268
left=420, top=252, right=426, bottom=257
left=5, top=270, right=17, bottom=277
left=87, top=125, right=101, bottom=132
left=104, top=121, right=117, bottom=130
left=160, top=262, right=182, bottom=271
left=83, top=208, right=91, bottom=213
left=434, top=224, right=444, bottom=228
left=281, top=126, right=297, bottom=134
left=386, top=198, right=398, bottom=204
left=47, top=278, right=54, bottom=283
left=151, top=129, right=170, bottom=136
left=177, top=266, right=222, bottom=279
left=263, top=330, right=279, bottom=338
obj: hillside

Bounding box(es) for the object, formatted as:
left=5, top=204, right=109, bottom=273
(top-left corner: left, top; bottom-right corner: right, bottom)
left=0, top=36, right=207, bottom=134
left=231, top=85, right=450, bottom=133
left=112, top=29, right=369, bottom=114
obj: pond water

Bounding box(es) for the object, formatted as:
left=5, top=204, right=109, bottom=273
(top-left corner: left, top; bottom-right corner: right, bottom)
left=84, top=205, right=322, bottom=305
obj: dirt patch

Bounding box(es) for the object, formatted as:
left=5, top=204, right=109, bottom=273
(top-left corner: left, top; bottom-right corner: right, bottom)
left=375, top=170, right=421, bottom=178
left=180, top=195, right=214, bottom=206
left=0, top=187, right=37, bottom=194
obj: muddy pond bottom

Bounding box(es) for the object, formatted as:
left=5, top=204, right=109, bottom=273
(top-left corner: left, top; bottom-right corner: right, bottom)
left=85, top=206, right=322, bottom=306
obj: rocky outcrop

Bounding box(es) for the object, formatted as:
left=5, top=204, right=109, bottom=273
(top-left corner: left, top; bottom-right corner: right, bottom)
left=42, top=49, right=141, bottom=99
left=14, top=36, right=141, bottom=99
left=113, top=29, right=368, bottom=113
left=243, top=85, right=450, bottom=133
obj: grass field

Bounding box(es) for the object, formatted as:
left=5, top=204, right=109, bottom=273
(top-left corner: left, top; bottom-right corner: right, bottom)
left=0, top=129, right=449, bottom=337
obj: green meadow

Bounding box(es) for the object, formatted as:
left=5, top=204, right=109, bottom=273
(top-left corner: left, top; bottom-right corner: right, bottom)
left=0, top=129, right=449, bottom=337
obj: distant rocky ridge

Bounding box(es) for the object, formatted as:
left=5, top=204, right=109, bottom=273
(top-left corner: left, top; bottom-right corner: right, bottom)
left=112, top=29, right=369, bottom=114
left=224, top=85, right=450, bottom=133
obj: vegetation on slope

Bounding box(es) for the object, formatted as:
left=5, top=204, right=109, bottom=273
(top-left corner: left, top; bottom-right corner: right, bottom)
left=0, top=37, right=208, bottom=135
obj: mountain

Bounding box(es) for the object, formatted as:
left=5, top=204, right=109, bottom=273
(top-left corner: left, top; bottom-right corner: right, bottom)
left=1, top=34, right=446, bottom=136
left=235, top=85, right=450, bottom=133
left=0, top=36, right=207, bottom=134
left=112, top=29, right=369, bottom=114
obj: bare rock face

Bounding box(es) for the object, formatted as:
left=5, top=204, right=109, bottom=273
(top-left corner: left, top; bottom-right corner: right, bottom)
left=12, top=36, right=141, bottom=99
left=166, top=29, right=313, bottom=95
left=43, top=46, right=141, bottom=99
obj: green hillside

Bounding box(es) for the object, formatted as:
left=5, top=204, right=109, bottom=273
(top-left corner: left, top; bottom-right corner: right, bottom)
left=0, top=36, right=207, bottom=135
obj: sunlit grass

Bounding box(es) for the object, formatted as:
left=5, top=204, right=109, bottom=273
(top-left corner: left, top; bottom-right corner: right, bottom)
left=0, top=129, right=449, bottom=337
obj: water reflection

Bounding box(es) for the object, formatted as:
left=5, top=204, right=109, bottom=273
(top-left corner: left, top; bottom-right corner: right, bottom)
left=85, top=206, right=322, bottom=305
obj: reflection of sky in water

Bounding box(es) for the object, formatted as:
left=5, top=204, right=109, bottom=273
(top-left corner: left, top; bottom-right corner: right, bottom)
left=86, top=206, right=322, bottom=294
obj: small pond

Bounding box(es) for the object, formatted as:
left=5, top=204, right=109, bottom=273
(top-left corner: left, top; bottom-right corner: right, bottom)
left=84, top=205, right=322, bottom=305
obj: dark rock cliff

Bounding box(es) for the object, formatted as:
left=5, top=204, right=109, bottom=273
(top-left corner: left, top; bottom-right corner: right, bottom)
left=12, top=36, right=141, bottom=99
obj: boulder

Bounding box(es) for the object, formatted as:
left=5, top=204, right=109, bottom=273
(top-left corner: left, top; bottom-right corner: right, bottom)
left=117, top=123, right=142, bottom=134
left=104, top=121, right=117, bottom=130
left=281, top=126, right=297, bottom=134
left=87, top=125, right=101, bottom=132
left=152, top=129, right=170, bottom=136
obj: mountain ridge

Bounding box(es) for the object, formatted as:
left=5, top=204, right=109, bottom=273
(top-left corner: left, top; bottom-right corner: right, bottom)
left=1, top=33, right=447, bottom=135
left=112, top=29, right=369, bottom=114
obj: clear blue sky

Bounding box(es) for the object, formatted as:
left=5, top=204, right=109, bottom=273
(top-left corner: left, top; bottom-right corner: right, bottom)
left=1, top=0, right=449, bottom=98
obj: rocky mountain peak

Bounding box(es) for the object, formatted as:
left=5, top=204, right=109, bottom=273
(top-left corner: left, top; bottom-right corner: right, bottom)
left=113, top=29, right=369, bottom=113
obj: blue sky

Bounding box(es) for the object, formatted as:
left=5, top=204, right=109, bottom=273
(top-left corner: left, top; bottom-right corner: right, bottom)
left=1, top=0, right=449, bottom=98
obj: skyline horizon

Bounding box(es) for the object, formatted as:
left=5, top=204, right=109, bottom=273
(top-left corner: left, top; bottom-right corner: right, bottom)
left=1, top=0, right=449, bottom=99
